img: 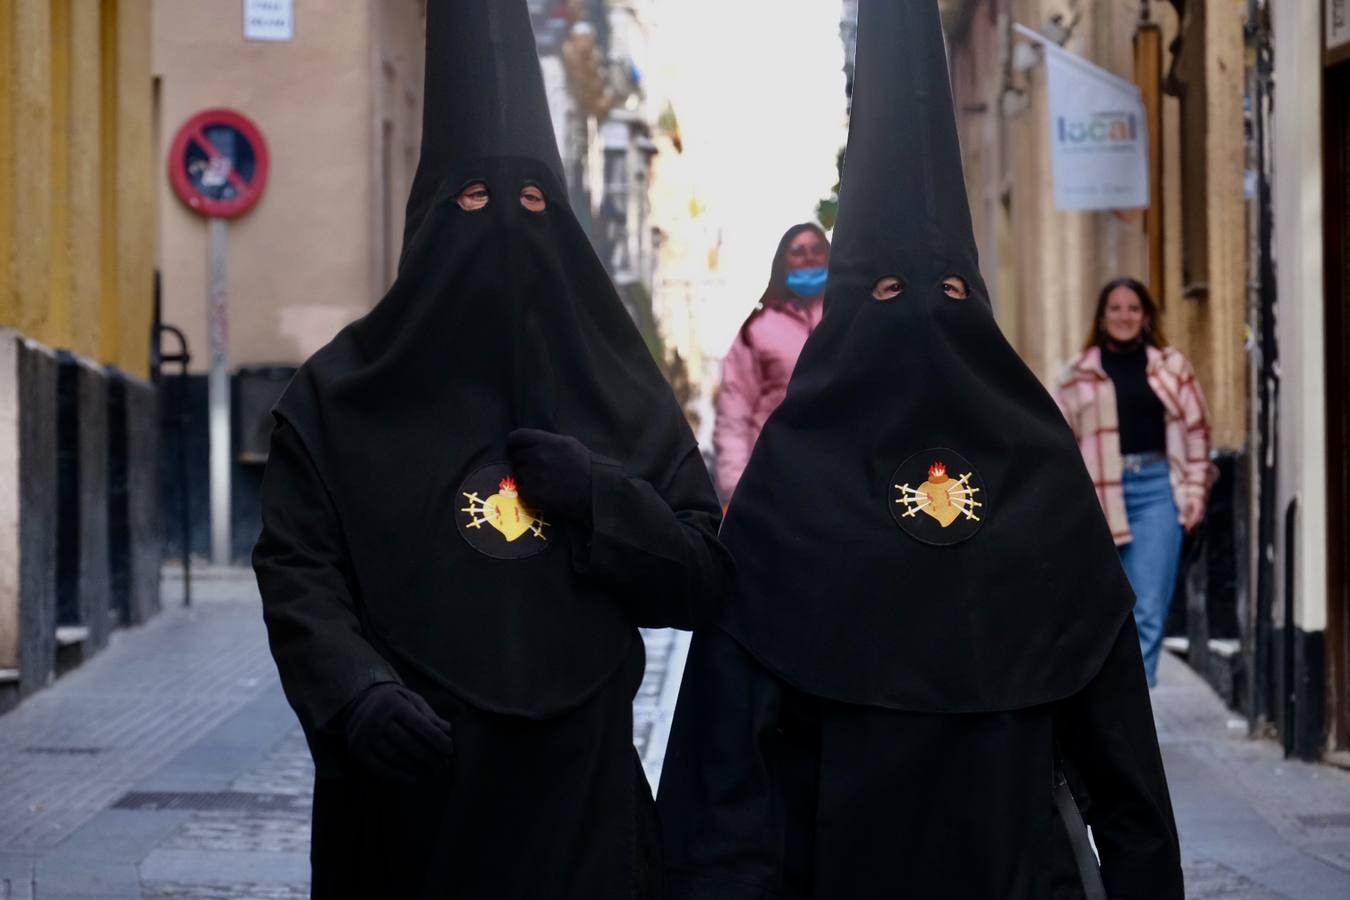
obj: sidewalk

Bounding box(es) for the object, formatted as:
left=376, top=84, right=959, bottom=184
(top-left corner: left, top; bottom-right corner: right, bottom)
left=1155, top=653, right=1350, bottom=899
left=0, top=570, right=688, bottom=899
left=0, top=570, right=304, bottom=898
left=0, top=570, right=1348, bottom=898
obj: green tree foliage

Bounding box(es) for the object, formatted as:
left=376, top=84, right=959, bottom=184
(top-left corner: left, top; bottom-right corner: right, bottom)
left=816, top=146, right=846, bottom=230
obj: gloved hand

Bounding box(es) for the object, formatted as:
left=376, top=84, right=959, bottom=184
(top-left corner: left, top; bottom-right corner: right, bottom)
left=505, top=428, right=594, bottom=525
left=343, top=683, right=455, bottom=784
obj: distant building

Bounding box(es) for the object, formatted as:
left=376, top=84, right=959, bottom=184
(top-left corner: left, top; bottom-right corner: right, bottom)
left=650, top=169, right=725, bottom=439
left=530, top=0, right=662, bottom=318
left=532, top=0, right=701, bottom=429
left=841, top=0, right=858, bottom=97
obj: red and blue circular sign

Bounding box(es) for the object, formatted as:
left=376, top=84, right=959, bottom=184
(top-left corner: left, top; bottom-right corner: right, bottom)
left=168, top=109, right=270, bottom=219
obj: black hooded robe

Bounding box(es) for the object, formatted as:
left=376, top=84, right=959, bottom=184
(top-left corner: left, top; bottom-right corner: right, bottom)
left=657, top=622, right=1180, bottom=900
left=256, top=416, right=724, bottom=899
left=253, top=2, right=731, bottom=896
left=656, top=1, right=1182, bottom=897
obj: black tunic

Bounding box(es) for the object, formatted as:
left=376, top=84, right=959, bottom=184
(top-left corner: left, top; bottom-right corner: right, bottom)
left=307, top=644, right=660, bottom=900
left=715, top=0, right=1136, bottom=720
left=253, top=2, right=733, bottom=894
left=255, top=415, right=728, bottom=898
left=656, top=620, right=1183, bottom=899
left=658, top=1, right=1182, bottom=893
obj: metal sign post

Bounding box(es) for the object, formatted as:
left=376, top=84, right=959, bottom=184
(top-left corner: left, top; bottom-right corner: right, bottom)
left=168, top=108, right=270, bottom=567
left=208, top=218, right=231, bottom=566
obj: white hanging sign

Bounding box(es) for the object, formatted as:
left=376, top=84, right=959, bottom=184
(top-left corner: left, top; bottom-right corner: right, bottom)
left=244, top=0, right=294, bottom=43
left=1015, top=24, right=1150, bottom=211
left=1329, top=0, right=1350, bottom=54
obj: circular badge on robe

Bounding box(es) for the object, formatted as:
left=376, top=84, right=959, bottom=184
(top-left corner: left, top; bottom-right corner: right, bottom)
left=890, top=449, right=986, bottom=546
left=456, top=463, right=551, bottom=560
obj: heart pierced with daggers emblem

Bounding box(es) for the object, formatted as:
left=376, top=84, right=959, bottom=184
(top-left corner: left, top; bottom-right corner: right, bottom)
left=463, top=477, right=547, bottom=543
left=889, top=449, right=987, bottom=547
left=900, top=460, right=981, bottom=528
left=457, top=463, right=551, bottom=560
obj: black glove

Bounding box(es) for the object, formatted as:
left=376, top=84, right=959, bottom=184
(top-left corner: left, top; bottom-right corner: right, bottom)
left=505, top=428, right=594, bottom=525
left=342, top=683, right=455, bottom=784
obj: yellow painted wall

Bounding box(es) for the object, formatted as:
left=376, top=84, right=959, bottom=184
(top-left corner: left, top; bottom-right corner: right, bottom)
left=0, top=0, right=155, bottom=376
left=0, top=1, right=13, bottom=329
left=98, top=0, right=119, bottom=365
left=10, top=0, right=53, bottom=346
left=68, top=0, right=102, bottom=358
left=50, top=0, right=71, bottom=347
left=112, top=0, right=154, bottom=376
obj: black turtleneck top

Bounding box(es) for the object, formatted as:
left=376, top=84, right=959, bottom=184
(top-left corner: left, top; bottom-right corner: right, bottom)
left=1101, top=343, right=1167, bottom=455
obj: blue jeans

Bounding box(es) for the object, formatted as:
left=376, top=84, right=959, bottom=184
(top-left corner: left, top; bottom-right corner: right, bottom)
left=1117, top=458, right=1183, bottom=687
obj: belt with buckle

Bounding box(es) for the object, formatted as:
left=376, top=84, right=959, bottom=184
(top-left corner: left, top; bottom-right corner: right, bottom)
left=1121, top=451, right=1166, bottom=473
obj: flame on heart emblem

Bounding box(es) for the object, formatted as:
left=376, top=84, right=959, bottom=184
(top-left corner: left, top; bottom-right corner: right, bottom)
left=461, top=477, right=548, bottom=544
left=896, top=460, right=983, bottom=528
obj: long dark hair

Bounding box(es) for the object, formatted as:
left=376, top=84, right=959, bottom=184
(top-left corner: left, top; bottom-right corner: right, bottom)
left=1084, top=277, right=1168, bottom=351
left=758, top=223, right=830, bottom=309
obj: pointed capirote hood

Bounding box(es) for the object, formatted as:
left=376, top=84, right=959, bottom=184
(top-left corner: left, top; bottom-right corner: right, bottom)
left=829, top=0, right=984, bottom=308
left=272, top=0, right=704, bottom=718
left=714, top=0, right=1135, bottom=714
left=402, top=0, right=566, bottom=261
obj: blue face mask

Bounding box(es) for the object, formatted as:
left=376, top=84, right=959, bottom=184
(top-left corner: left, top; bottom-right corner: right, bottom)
left=785, top=266, right=828, bottom=300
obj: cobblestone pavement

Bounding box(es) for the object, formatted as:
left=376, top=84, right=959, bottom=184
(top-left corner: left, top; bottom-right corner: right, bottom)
left=0, top=568, right=1348, bottom=898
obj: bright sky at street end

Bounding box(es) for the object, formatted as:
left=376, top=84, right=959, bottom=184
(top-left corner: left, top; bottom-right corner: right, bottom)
left=646, top=0, right=849, bottom=360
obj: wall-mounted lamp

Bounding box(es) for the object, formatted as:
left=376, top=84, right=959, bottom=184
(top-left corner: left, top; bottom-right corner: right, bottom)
left=1001, top=87, right=1030, bottom=118
left=1041, top=12, right=1080, bottom=47
left=1012, top=41, right=1042, bottom=73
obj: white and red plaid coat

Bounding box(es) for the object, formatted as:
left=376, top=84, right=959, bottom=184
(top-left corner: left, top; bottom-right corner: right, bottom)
left=1053, top=345, right=1215, bottom=545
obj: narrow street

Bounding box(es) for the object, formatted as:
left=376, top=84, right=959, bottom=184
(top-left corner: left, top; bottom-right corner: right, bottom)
left=1, top=569, right=1348, bottom=899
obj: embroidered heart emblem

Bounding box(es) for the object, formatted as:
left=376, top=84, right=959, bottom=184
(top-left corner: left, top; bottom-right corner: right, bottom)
left=892, top=452, right=986, bottom=547
left=918, top=465, right=962, bottom=528
left=458, top=465, right=550, bottom=559
left=482, top=478, right=539, bottom=543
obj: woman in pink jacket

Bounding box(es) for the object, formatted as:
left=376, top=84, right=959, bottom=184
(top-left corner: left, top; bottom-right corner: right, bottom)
left=713, top=223, right=830, bottom=500
left=1055, top=277, right=1214, bottom=687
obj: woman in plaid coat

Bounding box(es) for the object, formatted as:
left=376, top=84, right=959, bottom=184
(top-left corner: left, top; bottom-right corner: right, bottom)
left=1054, top=277, right=1215, bottom=686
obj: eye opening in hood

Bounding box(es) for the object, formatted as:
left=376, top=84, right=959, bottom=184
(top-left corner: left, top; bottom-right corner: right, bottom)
left=456, top=180, right=491, bottom=212
left=519, top=181, right=548, bottom=214
left=941, top=275, right=969, bottom=300
left=872, top=275, right=907, bottom=302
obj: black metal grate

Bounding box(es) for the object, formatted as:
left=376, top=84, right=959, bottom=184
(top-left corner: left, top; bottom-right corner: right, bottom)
left=111, top=791, right=305, bottom=813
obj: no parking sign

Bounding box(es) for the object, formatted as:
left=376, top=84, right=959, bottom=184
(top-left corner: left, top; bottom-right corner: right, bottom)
left=166, top=108, right=270, bottom=566
left=168, top=109, right=270, bottom=219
